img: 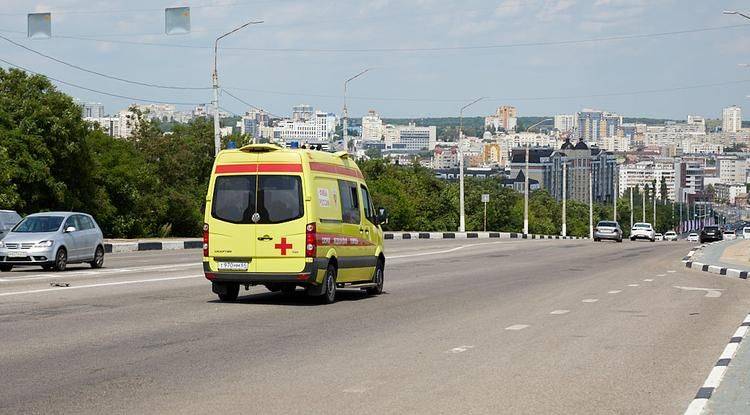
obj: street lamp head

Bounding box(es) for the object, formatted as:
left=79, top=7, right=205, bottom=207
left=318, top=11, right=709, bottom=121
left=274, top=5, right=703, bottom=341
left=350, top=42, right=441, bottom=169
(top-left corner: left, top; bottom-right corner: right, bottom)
left=724, top=10, right=738, bottom=14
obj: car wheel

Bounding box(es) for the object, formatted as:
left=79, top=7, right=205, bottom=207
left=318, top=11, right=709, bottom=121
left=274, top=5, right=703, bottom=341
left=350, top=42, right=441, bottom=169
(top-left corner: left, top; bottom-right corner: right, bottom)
left=366, top=260, right=384, bottom=296
left=650, top=238, right=655, bottom=242
left=630, top=237, right=635, bottom=241
left=217, top=283, right=240, bottom=302
left=617, top=238, right=623, bottom=243
left=90, top=246, right=104, bottom=269
left=594, top=238, right=600, bottom=242
left=320, top=264, right=337, bottom=304
left=53, top=248, right=67, bottom=272
left=281, top=285, right=297, bottom=295
left=0, top=264, right=12, bottom=272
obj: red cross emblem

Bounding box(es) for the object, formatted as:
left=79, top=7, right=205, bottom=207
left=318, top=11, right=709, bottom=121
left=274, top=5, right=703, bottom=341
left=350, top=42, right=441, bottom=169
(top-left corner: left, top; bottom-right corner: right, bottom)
left=275, top=237, right=293, bottom=255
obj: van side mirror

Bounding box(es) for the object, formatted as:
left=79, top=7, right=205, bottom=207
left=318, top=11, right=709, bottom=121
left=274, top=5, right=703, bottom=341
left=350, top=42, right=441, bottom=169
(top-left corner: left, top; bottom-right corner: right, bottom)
left=64, top=226, right=77, bottom=233
left=377, top=207, right=388, bottom=226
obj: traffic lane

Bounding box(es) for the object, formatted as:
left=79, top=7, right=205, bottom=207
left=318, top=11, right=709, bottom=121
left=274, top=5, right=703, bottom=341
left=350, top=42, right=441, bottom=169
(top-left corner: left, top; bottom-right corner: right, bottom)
left=0, top=240, right=728, bottom=414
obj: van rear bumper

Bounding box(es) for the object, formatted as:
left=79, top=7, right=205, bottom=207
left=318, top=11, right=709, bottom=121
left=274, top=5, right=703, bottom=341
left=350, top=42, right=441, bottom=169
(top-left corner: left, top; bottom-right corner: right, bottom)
left=203, top=258, right=327, bottom=286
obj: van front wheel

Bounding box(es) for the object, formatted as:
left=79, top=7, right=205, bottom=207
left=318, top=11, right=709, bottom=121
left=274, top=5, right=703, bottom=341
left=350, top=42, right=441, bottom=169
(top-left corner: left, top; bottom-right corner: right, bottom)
left=366, top=261, right=384, bottom=296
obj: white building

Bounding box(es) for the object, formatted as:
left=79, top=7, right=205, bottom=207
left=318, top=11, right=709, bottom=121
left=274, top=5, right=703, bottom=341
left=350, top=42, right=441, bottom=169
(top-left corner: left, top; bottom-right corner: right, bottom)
left=553, top=114, right=577, bottom=133
left=717, top=156, right=747, bottom=185
left=714, top=183, right=746, bottom=204
left=394, top=123, right=437, bottom=151
left=723, top=105, right=742, bottom=133
left=497, top=132, right=559, bottom=149
left=361, top=110, right=385, bottom=141
left=78, top=101, right=104, bottom=118
left=598, top=136, right=630, bottom=152
left=271, top=106, right=336, bottom=145
left=485, top=106, right=517, bottom=132
left=618, top=159, right=676, bottom=201
left=85, top=109, right=139, bottom=139
left=687, top=115, right=706, bottom=131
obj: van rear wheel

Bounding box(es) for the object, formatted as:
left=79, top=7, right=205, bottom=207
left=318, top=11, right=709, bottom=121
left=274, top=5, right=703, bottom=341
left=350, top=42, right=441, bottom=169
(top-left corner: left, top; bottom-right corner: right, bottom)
left=320, top=264, right=337, bottom=304
left=217, top=283, right=239, bottom=302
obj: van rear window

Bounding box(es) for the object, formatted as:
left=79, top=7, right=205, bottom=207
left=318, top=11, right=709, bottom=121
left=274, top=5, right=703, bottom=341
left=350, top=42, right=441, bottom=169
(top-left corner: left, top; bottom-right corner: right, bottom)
left=212, top=175, right=303, bottom=224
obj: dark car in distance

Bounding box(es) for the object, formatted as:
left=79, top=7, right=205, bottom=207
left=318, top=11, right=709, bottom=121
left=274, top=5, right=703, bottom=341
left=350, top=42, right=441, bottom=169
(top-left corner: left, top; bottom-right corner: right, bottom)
left=699, top=226, right=723, bottom=244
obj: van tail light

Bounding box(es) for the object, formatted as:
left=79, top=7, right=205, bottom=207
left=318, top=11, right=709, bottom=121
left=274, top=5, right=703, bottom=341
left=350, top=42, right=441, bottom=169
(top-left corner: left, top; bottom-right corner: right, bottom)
left=203, top=223, right=209, bottom=257
left=305, top=223, right=317, bottom=258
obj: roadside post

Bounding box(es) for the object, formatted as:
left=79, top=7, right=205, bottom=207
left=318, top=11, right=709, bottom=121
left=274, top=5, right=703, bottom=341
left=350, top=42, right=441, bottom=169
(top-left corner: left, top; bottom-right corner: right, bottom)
left=482, top=193, right=490, bottom=232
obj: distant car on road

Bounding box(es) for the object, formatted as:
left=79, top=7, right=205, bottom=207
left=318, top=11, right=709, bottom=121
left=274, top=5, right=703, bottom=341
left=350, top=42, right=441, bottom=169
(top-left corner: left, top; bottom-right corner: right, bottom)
left=0, top=210, right=22, bottom=240
left=743, top=227, right=750, bottom=239
left=699, top=226, right=723, bottom=244
left=0, top=212, right=104, bottom=272
left=655, top=233, right=663, bottom=241
left=723, top=229, right=736, bottom=240
left=630, top=222, right=655, bottom=242
left=687, top=232, right=699, bottom=242
left=594, top=220, right=623, bottom=242
left=664, top=231, right=678, bottom=241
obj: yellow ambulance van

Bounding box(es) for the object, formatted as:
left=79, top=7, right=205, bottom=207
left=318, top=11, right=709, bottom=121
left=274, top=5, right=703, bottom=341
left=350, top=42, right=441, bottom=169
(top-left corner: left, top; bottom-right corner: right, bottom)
left=203, top=144, right=387, bottom=303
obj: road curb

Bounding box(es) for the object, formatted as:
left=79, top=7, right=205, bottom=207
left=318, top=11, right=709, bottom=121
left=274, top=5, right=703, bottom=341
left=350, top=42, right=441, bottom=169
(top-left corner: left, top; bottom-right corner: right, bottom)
left=384, top=232, right=585, bottom=240
left=682, top=242, right=750, bottom=280
left=684, top=313, right=750, bottom=415
left=104, top=240, right=203, bottom=254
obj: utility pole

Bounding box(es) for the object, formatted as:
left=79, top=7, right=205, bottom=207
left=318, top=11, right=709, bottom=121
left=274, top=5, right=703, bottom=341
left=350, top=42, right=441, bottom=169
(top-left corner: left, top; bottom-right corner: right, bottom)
left=630, top=187, right=634, bottom=230
left=653, top=187, right=657, bottom=230
left=524, top=145, right=530, bottom=235
left=562, top=162, right=567, bottom=237
left=458, top=97, right=485, bottom=233
left=642, top=189, right=646, bottom=222
left=212, top=20, right=263, bottom=156
left=589, top=168, right=593, bottom=239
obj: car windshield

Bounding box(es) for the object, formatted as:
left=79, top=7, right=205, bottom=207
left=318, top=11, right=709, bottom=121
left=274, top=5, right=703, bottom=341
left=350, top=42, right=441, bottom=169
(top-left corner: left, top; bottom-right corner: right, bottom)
left=0, top=212, right=21, bottom=230
left=704, top=227, right=718, bottom=231
left=597, top=221, right=617, bottom=227
left=634, top=223, right=651, bottom=229
left=12, top=216, right=64, bottom=233
left=212, top=175, right=304, bottom=224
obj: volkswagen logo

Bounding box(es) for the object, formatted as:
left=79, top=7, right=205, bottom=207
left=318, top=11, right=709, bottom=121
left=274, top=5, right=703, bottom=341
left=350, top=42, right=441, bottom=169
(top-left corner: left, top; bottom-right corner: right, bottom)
left=251, top=212, right=261, bottom=223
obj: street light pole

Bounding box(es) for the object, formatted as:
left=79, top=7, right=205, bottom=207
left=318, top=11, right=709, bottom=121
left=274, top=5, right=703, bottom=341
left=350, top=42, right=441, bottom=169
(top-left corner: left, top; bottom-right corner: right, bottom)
left=562, top=162, right=567, bottom=237
left=213, top=20, right=263, bottom=156
left=630, top=187, right=634, bottom=230
left=613, top=170, right=618, bottom=222
left=589, top=168, right=593, bottom=240
left=524, top=145, right=530, bottom=235
left=458, top=97, right=486, bottom=233
left=342, top=68, right=371, bottom=153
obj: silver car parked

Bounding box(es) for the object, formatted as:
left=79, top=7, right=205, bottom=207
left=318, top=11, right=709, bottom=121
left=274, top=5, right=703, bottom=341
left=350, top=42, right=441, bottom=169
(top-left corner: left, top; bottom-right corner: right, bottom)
left=0, top=210, right=22, bottom=240
left=0, top=212, right=104, bottom=272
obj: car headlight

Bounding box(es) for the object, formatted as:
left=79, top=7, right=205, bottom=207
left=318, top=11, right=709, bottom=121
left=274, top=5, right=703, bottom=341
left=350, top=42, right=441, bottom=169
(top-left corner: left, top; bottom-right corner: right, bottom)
left=0, top=241, right=4, bottom=248
left=34, top=240, right=54, bottom=248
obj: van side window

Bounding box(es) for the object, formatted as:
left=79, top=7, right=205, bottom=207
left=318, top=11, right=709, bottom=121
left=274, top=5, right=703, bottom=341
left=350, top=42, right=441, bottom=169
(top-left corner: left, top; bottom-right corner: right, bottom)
left=360, top=185, right=376, bottom=224
left=338, top=180, right=361, bottom=224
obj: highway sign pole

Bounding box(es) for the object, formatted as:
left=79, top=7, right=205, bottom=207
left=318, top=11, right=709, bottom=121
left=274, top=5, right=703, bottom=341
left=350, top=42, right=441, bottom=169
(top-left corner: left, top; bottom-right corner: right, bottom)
left=482, top=193, right=490, bottom=232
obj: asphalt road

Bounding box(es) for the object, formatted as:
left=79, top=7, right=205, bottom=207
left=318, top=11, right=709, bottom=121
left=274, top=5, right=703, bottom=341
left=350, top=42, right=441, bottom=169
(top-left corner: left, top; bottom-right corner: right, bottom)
left=2, top=238, right=750, bottom=414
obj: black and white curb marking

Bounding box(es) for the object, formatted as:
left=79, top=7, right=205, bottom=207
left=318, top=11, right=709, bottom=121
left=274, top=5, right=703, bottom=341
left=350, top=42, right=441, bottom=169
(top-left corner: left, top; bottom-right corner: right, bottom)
left=104, top=240, right=203, bottom=254
left=384, top=232, right=585, bottom=240
left=683, top=243, right=750, bottom=280
left=684, top=313, right=750, bottom=415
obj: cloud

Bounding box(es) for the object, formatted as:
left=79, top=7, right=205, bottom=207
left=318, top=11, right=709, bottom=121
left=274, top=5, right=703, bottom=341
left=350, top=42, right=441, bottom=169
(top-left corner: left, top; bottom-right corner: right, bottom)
left=538, top=0, right=577, bottom=22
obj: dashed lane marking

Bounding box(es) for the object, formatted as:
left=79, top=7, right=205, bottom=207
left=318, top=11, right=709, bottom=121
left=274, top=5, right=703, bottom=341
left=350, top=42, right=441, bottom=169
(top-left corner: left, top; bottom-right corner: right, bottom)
left=505, top=324, right=530, bottom=330
left=673, top=286, right=724, bottom=298
left=668, top=270, right=676, bottom=273
left=644, top=279, right=654, bottom=282
left=582, top=299, right=598, bottom=303
left=550, top=310, right=570, bottom=315
left=447, top=345, right=474, bottom=353
left=657, top=274, right=667, bottom=277
left=608, top=290, right=622, bottom=294
left=628, top=284, right=640, bottom=287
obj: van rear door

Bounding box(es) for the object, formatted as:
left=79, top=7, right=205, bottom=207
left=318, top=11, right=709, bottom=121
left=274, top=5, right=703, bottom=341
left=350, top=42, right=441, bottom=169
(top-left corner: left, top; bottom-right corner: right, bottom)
left=252, top=174, right=307, bottom=273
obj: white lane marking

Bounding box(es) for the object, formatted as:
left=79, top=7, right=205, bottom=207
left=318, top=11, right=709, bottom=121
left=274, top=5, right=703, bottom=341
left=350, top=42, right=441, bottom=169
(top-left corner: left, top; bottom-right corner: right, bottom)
left=0, top=263, right=199, bottom=282
left=388, top=240, right=513, bottom=260
left=582, top=299, right=598, bottom=303
left=667, top=270, right=676, bottom=273
left=656, top=274, right=666, bottom=277
left=720, top=343, right=739, bottom=360
left=505, top=324, right=529, bottom=330
left=704, top=366, right=728, bottom=388
left=628, top=284, right=640, bottom=287
left=684, top=399, right=708, bottom=415
left=447, top=345, right=474, bottom=353
left=0, top=275, right=201, bottom=297
left=608, top=290, right=622, bottom=294
left=643, top=279, right=654, bottom=282
left=673, top=286, right=724, bottom=298
left=550, top=310, right=570, bottom=315
left=734, top=326, right=749, bottom=338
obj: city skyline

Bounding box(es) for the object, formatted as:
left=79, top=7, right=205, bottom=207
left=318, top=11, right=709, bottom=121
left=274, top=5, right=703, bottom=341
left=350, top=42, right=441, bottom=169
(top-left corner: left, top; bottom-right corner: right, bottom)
left=2, top=0, right=750, bottom=119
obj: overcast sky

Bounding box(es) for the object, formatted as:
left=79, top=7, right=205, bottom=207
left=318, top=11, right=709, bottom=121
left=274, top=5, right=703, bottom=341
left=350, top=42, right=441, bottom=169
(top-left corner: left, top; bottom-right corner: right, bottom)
left=2, top=0, right=750, bottom=120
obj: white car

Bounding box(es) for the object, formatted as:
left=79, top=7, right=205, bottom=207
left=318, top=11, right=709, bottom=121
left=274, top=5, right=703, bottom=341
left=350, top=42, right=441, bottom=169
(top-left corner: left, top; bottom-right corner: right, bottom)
left=723, top=230, right=736, bottom=240
left=655, top=233, right=663, bottom=241
left=743, top=227, right=750, bottom=240
left=664, top=231, right=678, bottom=241
left=631, top=222, right=656, bottom=242
left=687, top=232, right=699, bottom=242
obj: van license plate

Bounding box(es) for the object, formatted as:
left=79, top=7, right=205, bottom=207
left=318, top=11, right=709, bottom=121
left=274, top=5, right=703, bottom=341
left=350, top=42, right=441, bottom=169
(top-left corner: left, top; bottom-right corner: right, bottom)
left=218, top=262, right=248, bottom=271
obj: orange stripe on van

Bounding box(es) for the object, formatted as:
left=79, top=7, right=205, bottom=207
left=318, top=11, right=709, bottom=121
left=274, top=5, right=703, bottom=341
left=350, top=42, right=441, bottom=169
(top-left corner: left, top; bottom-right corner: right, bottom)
left=309, top=162, right=364, bottom=179
left=215, top=163, right=303, bottom=174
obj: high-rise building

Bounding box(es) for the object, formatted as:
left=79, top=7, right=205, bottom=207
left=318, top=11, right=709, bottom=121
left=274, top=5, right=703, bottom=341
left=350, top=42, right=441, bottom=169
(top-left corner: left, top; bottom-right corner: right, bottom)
left=577, top=109, right=621, bottom=141
left=485, top=106, right=517, bottom=132
left=361, top=110, right=385, bottom=141
left=553, top=114, right=576, bottom=133
left=79, top=102, right=104, bottom=118
left=717, top=156, right=747, bottom=185
left=618, top=160, right=676, bottom=201
left=394, top=123, right=437, bottom=151
left=722, top=105, right=742, bottom=133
